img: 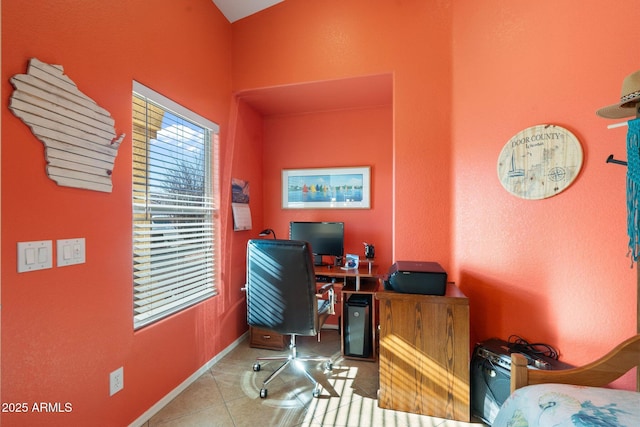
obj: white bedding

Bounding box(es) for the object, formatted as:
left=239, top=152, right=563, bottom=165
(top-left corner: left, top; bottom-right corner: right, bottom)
left=492, top=383, right=640, bottom=427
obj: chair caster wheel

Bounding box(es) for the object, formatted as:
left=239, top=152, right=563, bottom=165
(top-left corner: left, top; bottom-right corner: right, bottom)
left=260, top=388, right=268, bottom=398
left=312, top=388, right=320, bottom=398
left=253, top=363, right=261, bottom=372
left=326, top=362, right=333, bottom=371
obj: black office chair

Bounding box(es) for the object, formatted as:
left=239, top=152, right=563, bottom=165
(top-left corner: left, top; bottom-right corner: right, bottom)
left=245, top=239, right=335, bottom=398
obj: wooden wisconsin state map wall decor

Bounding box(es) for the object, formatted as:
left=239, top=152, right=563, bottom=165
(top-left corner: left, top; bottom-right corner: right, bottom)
left=9, top=58, right=125, bottom=193
left=497, top=124, right=583, bottom=200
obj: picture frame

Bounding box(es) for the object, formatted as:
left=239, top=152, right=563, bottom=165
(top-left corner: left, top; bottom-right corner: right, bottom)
left=282, top=166, right=371, bottom=209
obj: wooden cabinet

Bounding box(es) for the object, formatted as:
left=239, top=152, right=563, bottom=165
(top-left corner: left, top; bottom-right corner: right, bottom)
left=376, top=284, right=470, bottom=422
left=249, top=326, right=289, bottom=350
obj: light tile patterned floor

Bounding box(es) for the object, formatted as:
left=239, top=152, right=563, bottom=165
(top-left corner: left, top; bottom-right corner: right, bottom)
left=141, top=330, right=486, bottom=427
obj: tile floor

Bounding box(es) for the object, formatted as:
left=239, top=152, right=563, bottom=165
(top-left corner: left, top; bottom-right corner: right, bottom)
left=141, top=330, right=486, bottom=427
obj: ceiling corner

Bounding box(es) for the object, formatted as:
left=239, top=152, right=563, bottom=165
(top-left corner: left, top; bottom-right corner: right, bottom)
left=212, top=0, right=285, bottom=23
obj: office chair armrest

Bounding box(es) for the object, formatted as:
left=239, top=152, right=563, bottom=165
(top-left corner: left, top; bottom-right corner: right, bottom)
left=316, top=282, right=334, bottom=296
left=316, top=283, right=335, bottom=315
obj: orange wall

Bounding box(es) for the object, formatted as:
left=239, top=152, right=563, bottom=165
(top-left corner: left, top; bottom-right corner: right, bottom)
left=452, top=0, right=639, bottom=386
left=232, top=0, right=639, bottom=388
left=1, top=1, right=256, bottom=425
left=3, top=2, right=640, bottom=425
left=232, top=0, right=454, bottom=268
left=260, top=107, right=394, bottom=269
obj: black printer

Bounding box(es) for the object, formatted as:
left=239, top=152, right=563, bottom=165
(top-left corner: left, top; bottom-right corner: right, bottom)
left=384, top=261, right=447, bottom=295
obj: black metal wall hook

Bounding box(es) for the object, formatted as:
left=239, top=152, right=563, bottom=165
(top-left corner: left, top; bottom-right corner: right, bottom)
left=606, top=154, right=627, bottom=166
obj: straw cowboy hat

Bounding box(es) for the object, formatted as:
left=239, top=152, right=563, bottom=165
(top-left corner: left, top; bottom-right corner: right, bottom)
left=596, top=70, right=640, bottom=119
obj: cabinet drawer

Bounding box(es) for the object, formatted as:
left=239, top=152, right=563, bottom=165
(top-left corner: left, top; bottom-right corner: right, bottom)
left=249, top=327, right=289, bottom=350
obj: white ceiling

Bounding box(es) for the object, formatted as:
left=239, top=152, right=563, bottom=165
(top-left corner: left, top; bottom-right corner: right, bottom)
left=212, top=0, right=284, bottom=23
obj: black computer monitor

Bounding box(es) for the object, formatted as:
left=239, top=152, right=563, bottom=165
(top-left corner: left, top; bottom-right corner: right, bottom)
left=289, top=221, right=344, bottom=266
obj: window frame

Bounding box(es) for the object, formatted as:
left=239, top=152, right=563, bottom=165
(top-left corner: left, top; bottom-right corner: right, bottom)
left=132, top=81, right=220, bottom=330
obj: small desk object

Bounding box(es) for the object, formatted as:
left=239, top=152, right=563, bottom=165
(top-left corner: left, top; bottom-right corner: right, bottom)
left=376, top=283, right=470, bottom=421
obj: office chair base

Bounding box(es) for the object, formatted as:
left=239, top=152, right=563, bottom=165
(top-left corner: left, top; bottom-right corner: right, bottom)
left=253, top=336, right=332, bottom=399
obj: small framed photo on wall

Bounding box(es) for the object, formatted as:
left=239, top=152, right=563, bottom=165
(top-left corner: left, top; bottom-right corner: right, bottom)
left=282, top=166, right=371, bottom=209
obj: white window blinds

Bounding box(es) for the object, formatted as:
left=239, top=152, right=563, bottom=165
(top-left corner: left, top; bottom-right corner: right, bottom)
left=132, top=82, right=219, bottom=330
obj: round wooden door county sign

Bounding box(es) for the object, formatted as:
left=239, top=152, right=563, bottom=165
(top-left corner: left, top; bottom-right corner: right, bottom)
left=497, top=124, right=583, bottom=200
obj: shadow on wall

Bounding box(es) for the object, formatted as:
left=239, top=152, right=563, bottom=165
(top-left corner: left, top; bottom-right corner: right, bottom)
left=458, top=271, right=554, bottom=347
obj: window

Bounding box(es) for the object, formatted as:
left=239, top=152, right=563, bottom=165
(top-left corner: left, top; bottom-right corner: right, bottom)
left=132, top=82, right=219, bottom=329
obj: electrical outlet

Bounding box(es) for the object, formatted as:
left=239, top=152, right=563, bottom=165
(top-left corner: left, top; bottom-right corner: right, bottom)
left=56, top=238, right=86, bottom=267
left=110, top=367, right=124, bottom=396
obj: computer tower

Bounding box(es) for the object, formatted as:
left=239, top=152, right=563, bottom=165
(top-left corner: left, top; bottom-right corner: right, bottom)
left=344, top=294, right=371, bottom=357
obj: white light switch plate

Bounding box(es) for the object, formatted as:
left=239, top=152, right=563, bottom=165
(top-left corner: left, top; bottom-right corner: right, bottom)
left=17, top=240, right=53, bottom=272
left=57, top=238, right=86, bottom=267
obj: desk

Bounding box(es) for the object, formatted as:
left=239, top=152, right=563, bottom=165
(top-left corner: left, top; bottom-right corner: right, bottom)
left=249, top=264, right=382, bottom=358
left=314, top=264, right=379, bottom=291
left=316, top=264, right=381, bottom=361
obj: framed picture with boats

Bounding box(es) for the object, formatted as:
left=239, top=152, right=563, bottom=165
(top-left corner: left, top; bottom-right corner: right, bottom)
left=282, top=166, right=371, bottom=209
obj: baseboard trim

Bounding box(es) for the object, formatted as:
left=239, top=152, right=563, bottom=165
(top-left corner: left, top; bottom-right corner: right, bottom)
left=129, top=331, right=248, bottom=427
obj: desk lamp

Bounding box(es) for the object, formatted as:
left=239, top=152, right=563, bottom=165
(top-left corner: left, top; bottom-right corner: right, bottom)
left=258, top=228, right=277, bottom=239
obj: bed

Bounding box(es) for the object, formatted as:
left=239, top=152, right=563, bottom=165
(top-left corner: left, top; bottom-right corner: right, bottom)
left=493, top=334, right=640, bottom=427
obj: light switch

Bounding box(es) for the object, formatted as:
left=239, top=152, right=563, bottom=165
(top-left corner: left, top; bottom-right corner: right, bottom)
left=57, top=238, right=86, bottom=267
left=25, top=248, right=36, bottom=265
left=37, top=247, right=47, bottom=263
left=18, top=241, right=53, bottom=272
left=63, top=244, right=72, bottom=260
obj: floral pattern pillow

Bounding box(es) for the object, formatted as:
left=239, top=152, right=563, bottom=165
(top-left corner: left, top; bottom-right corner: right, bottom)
left=492, top=383, right=640, bottom=427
